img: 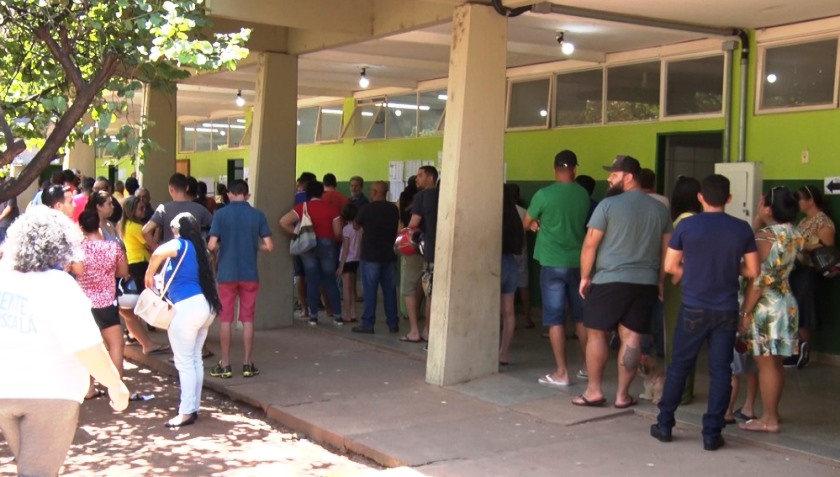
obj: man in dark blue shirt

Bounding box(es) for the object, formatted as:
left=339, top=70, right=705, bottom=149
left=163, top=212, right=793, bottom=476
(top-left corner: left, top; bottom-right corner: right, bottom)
left=207, top=180, right=273, bottom=379
left=651, top=174, right=759, bottom=451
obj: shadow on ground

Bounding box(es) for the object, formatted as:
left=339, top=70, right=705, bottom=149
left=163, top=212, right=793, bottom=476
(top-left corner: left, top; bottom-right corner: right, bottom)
left=0, top=361, right=407, bottom=477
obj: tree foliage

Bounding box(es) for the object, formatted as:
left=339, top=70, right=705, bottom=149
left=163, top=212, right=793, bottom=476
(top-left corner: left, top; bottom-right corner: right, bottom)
left=0, top=0, right=250, bottom=200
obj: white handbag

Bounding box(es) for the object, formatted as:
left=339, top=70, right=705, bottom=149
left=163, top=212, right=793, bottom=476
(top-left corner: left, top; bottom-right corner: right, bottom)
left=134, top=241, right=189, bottom=330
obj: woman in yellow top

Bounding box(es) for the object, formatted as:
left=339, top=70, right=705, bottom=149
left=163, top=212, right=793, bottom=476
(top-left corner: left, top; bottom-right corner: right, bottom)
left=786, top=185, right=836, bottom=368
left=118, top=196, right=169, bottom=355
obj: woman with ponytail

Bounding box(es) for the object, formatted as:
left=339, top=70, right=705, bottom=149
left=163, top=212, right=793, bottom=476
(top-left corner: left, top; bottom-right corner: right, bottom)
left=145, top=212, right=221, bottom=428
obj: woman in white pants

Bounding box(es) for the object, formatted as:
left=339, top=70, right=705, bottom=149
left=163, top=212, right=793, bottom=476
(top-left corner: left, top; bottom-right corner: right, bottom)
left=146, top=212, right=220, bottom=428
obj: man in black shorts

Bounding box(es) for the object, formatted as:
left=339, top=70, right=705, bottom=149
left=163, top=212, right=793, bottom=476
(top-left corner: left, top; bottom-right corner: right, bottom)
left=573, top=156, right=671, bottom=409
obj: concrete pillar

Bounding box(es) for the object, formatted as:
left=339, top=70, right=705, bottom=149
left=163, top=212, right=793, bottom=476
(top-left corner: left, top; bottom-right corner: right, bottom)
left=140, top=86, right=177, bottom=208
left=426, top=4, right=507, bottom=386
left=63, top=141, right=95, bottom=178
left=249, top=52, right=297, bottom=330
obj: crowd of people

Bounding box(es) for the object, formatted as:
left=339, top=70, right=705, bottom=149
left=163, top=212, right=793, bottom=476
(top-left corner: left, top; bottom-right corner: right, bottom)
left=0, top=153, right=834, bottom=473
left=0, top=168, right=274, bottom=474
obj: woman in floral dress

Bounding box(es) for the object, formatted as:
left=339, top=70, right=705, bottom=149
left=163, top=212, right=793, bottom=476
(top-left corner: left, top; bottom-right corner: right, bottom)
left=739, top=187, right=804, bottom=433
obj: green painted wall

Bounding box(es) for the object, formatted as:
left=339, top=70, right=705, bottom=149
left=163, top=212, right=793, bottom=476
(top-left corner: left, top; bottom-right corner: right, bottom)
left=177, top=147, right=249, bottom=180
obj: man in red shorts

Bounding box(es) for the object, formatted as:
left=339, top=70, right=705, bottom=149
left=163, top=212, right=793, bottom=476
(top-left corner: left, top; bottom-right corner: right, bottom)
left=207, top=180, right=274, bottom=378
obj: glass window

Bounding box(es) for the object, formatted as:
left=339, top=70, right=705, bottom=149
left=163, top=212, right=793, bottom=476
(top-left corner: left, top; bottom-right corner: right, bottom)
left=760, top=39, right=838, bottom=109
left=507, top=78, right=550, bottom=128
left=317, top=106, right=343, bottom=141
left=418, top=89, right=447, bottom=137
left=342, top=100, right=384, bottom=139
left=607, top=61, right=661, bottom=122
left=555, top=69, right=603, bottom=126
left=297, top=107, right=318, bottom=144
left=180, top=122, right=196, bottom=152
left=382, top=93, right=418, bottom=139
left=228, top=117, right=247, bottom=147
left=199, top=120, right=230, bottom=150
left=195, top=124, right=212, bottom=151
left=666, top=56, right=724, bottom=116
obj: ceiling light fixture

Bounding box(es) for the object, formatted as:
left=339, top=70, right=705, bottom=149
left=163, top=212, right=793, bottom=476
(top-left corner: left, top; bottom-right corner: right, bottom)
left=235, top=90, right=245, bottom=107
left=358, top=68, right=370, bottom=89
left=556, top=32, right=575, bottom=56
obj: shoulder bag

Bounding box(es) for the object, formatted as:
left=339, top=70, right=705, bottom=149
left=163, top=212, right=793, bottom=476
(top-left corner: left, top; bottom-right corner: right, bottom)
left=134, top=240, right=189, bottom=330
left=289, top=202, right=317, bottom=255
left=812, top=245, right=840, bottom=278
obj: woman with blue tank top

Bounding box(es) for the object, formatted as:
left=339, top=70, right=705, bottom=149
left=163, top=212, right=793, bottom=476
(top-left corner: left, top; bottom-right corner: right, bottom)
left=145, top=212, right=221, bottom=428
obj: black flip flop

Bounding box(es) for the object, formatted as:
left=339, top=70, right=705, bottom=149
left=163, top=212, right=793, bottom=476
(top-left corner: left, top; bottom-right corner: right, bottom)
left=399, top=335, right=423, bottom=343
left=614, top=397, right=639, bottom=409
left=84, top=389, right=106, bottom=400
left=572, top=395, right=607, bottom=407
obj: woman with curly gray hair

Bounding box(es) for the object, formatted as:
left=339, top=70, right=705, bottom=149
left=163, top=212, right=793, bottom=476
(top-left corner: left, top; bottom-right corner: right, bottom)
left=0, top=206, right=129, bottom=477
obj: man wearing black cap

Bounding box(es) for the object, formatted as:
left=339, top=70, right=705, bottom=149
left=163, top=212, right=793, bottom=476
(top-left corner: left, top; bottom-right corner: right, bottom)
left=523, top=150, right=590, bottom=385
left=572, top=155, right=672, bottom=409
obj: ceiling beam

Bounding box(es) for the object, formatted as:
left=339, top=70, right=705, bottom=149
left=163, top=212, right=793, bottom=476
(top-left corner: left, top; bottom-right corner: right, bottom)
left=371, top=0, right=455, bottom=36
left=302, top=51, right=449, bottom=72
left=205, top=0, right=374, bottom=36
left=207, top=18, right=288, bottom=53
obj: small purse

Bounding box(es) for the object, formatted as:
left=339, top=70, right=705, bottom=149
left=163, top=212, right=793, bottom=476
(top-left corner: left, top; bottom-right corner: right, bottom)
left=289, top=202, right=317, bottom=255
left=134, top=241, right=189, bottom=330
left=812, top=245, right=840, bottom=278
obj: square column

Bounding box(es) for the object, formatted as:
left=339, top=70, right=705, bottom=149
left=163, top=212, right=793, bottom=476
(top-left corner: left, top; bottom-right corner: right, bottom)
left=426, top=4, right=507, bottom=386
left=140, top=87, right=177, bottom=208
left=249, top=52, right=297, bottom=329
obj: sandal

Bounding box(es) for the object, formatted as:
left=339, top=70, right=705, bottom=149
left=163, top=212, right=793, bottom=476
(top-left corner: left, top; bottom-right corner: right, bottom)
left=739, top=419, right=780, bottom=433
left=571, top=394, right=607, bottom=407
left=84, top=389, right=106, bottom=400
left=145, top=344, right=171, bottom=355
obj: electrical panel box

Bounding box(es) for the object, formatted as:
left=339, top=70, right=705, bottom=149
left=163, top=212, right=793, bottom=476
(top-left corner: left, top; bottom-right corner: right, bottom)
left=714, top=162, right=764, bottom=223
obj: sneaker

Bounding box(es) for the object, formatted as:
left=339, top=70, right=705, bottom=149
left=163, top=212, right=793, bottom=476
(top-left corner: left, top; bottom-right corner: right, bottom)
left=243, top=363, right=260, bottom=378
left=308, top=317, right=318, bottom=326
left=333, top=317, right=345, bottom=326
left=576, top=369, right=589, bottom=380
left=797, top=341, right=810, bottom=369
left=210, top=361, right=233, bottom=378
left=782, top=355, right=798, bottom=368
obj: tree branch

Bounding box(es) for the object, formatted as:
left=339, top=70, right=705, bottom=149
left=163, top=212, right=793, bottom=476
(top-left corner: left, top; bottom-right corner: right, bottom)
left=0, top=104, right=27, bottom=169
left=34, top=25, right=84, bottom=91
left=90, top=52, right=120, bottom=91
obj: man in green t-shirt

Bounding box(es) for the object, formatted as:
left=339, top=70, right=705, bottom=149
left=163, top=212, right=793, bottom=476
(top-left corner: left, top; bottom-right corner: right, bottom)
left=524, top=150, right=591, bottom=386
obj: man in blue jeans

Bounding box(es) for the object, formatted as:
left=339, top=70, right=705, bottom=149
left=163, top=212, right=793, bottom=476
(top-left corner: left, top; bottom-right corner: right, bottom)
left=352, top=181, right=400, bottom=334
left=651, top=174, right=759, bottom=451
left=523, top=150, right=590, bottom=386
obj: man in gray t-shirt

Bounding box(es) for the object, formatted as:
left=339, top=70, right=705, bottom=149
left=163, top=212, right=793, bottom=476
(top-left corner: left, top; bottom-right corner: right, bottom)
left=572, top=155, right=671, bottom=410
left=142, top=173, right=213, bottom=248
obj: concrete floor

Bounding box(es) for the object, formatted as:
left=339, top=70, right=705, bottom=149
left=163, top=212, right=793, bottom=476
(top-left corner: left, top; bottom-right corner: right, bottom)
left=126, top=303, right=840, bottom=475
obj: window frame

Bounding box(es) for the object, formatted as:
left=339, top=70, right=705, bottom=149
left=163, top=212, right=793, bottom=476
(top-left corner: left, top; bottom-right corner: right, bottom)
left=661, top=52, right=728, bottom=120
left=755, top=35, right=840, bottom=115
left=315, top=103, right=345, bottom=143
left=604, top=59, right=663, bottom=125
left=551, top=66, right=606, bottom=129
left=178, top=115, right=249, bottom=153
left=505, top=75, right=552, bottom=131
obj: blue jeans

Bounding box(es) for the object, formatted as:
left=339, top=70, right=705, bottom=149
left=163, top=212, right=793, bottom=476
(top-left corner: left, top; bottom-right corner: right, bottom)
left=539, top=266, right=584, bottom=326
left=657, top=305, right=737, bottom=438
left=360, top=261, right=398, bottom=329
left=301, top=238, right=342, bottom=318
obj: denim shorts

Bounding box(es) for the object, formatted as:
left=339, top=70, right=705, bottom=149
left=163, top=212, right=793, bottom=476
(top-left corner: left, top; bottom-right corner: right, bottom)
left=501, top=255, right=518, bottom=295
left=540, top=266, right=584, bottom=326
